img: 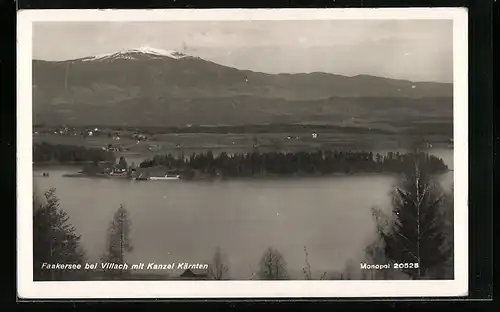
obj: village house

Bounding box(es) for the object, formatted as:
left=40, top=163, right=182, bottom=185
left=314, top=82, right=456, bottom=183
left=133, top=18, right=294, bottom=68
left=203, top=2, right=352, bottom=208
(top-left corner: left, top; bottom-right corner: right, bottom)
left=111, top=166, right=128, bottom=174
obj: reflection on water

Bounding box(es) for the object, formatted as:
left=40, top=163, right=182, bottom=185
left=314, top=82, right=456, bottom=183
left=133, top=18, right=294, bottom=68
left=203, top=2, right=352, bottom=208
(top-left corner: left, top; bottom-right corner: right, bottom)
left=33, top=149, right=453, bottom=279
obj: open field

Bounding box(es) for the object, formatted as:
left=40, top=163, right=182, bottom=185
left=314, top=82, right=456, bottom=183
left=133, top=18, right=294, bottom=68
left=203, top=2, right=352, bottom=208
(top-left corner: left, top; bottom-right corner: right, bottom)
left=33, top=130, right=452, bottom=162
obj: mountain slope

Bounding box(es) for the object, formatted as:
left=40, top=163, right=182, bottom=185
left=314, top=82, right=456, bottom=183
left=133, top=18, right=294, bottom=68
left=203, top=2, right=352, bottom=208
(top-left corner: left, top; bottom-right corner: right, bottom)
left=32, top=48, right=453, bottom=127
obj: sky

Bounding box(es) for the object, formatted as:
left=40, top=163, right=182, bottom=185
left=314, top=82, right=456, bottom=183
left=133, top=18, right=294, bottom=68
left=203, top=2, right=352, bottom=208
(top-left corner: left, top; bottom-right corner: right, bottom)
left=33, top=20, right=453, bottom=82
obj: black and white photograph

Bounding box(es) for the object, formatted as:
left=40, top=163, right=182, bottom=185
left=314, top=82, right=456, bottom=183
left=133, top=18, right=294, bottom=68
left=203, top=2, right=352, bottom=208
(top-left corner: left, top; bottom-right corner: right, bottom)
left=17, top=8, right=468, bottom=298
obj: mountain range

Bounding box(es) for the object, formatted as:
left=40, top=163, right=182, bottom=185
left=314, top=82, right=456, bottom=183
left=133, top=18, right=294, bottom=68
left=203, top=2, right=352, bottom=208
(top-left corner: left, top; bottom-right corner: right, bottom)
left=32, top=47, right=453, bottom=128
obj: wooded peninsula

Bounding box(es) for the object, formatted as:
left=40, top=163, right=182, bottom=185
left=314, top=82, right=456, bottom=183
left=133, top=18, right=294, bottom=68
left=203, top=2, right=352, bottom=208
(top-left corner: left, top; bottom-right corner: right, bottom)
left=33, top=142, right=448, bottom=178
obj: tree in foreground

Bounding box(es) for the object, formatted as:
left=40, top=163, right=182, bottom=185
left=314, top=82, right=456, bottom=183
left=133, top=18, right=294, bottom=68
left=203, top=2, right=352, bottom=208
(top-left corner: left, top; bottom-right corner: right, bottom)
left=101, top=205, right=133, bottom=279
left=207, top=247, right=230, bottom=280
left=257, top=247, right=288, bottom=280
left=33, top=188, right=86, bottom=280
left=430, top=187, right=454, bottom=279
left=302, top=246, right=327, bottom=280
left=372, top=152, right=453, bottom=279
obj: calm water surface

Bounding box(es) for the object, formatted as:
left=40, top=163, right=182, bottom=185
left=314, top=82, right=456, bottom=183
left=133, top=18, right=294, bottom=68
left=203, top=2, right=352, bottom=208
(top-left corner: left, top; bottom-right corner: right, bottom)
left=33, top=148, right=453, bottom=279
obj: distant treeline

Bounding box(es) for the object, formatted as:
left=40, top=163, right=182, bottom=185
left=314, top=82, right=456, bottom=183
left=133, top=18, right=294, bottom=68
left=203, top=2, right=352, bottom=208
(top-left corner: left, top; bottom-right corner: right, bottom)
left=140, top=150, right=448, bottom=176
left=33, top=142, right=115, bottom=163
left=34, top=123, right=394, bottom=135
left=34, top=121, right=453, bottom=138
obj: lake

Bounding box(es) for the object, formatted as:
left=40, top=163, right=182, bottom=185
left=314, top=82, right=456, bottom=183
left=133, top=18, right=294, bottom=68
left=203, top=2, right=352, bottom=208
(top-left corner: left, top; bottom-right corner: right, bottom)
left=33, top=148, right=453, bottom=279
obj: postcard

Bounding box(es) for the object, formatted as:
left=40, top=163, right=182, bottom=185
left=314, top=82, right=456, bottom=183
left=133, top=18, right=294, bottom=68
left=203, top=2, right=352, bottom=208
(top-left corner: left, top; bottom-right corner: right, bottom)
left=17, top=7, right=468, bottom=298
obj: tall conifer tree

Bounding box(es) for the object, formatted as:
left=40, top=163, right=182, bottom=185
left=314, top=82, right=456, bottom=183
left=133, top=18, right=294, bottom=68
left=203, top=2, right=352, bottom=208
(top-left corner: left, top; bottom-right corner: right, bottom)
left=33, top=188, right=86, bottom=280
left=373, top=151, right=452, bottom=279
left=101, top=205, right=133, bottom=279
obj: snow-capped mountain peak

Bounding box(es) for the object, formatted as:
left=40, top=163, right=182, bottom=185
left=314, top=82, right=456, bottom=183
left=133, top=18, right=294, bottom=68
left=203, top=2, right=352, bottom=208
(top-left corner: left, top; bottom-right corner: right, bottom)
left=79, top=46, right=193, bottom=62
left=125, top=46, right=190, bottom=59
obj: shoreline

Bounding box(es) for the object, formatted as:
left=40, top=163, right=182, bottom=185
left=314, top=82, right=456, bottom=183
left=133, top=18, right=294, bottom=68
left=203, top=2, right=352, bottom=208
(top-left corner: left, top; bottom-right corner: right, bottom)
left=33, top=161, right=112, bottom=167
left=36, top=169, right=451, bottom=181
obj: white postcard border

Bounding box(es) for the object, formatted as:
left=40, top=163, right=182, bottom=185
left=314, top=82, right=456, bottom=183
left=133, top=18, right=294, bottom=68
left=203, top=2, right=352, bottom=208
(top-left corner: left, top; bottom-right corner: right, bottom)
left=17, top=8, right=468, bottom=299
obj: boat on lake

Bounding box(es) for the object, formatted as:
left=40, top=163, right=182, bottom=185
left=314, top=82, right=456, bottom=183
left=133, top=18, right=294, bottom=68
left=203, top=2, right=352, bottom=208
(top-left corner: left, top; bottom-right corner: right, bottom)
left=134, top=167, right=182, bottom=181
left=149, top=174, right=180, bottom=181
